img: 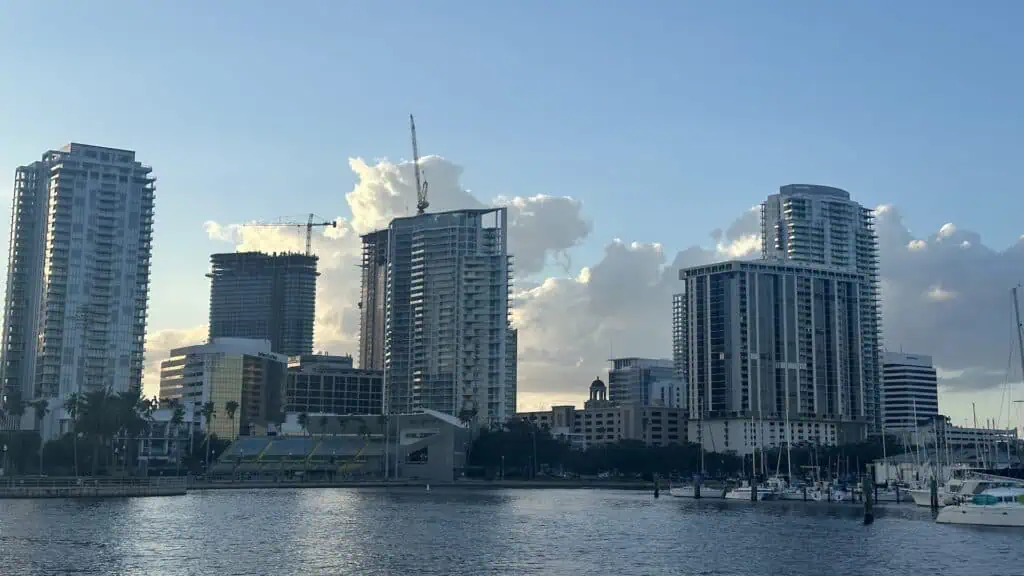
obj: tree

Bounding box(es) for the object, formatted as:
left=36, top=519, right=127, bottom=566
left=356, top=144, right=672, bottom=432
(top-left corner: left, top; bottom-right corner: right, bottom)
left=63, top=393, right=82, bottom=476
left=319, top=414, right=329, bottom=436
left=298, top=412, right=309, bottom=436
left=225, top=400, right=239, bottom=440
left=29, top=399, right=49, bottom=474
left=201, top=401, right=216, bottom=471
left=6, top=393, right=25, bottom=429
left=170, top=401, right=185, bottom=476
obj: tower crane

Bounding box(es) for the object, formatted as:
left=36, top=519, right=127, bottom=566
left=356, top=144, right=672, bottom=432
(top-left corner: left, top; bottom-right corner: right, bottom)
left=242, top=213, right=337, bottom=256
left=410, top=114, right=429, bottom=215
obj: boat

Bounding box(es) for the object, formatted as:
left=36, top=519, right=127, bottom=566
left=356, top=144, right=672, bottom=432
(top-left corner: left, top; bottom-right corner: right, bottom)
left=936, top=487, right=1024, bottom=527
left=909, top=469, right=1022, bottom=507
left=669, top=484, right=696, bottom=498
left=726, top=482, right=777, bottom=501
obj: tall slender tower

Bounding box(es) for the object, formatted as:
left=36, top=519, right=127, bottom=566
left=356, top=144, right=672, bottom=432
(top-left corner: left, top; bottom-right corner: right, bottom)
left=1, top=144, right=155, bottom=435
left=760, top=184, right=882, bottom=431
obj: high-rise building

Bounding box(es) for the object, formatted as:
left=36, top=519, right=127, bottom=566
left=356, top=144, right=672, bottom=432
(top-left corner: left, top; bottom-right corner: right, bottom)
left=678, top=260, right=870, bottom=452
left=760, top=184, right=882, bottom=430
left=607, top=357, right=676, bottom=406
left=672, top=293, right=686, bottom=383
left=285, top=354, right=384, bottom=416
left=207, top=252, right=317, bottom=357
left=881, top=351, right=939, bottom=432
left=158, top=338, right=287, bottom=440
left=359, top=208, right=516, bottom=424
left=1, top=144, right=154, bottom=436
left=358, top=229, right=389, bottom=370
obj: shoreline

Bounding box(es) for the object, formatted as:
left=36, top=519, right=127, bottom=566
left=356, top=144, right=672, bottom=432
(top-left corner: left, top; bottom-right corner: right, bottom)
left=188, top=479, right=656, bottom=491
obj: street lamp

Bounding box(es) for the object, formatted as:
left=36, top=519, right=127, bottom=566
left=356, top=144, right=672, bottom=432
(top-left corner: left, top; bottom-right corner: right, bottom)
left=2, top=444, right=7, bottom=477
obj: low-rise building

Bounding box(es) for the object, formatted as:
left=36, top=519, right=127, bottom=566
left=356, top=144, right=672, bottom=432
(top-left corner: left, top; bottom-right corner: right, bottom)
left=285, top=354, right=383, bottom=416
left=517, top=378, right=687, bottom=449
left=158, top=338, right=287, bottom=440
left=211, top=409, right=470, bottom=483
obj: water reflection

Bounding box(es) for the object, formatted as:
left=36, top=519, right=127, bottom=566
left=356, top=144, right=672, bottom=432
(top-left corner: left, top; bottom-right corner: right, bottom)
left=0, top=488, right=1020, bottom=575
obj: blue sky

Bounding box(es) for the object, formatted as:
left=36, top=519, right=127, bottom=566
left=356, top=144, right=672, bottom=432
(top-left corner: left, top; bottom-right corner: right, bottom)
left=2, top=0, right=1024, bottom=335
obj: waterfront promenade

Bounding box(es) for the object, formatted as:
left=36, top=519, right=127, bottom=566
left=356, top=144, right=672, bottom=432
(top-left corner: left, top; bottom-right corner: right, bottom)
left=0, top=476, right=187, bottom=498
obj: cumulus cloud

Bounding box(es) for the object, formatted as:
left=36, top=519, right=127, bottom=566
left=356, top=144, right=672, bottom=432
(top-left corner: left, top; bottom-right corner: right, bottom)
left=147, top=158, right=1024, bottom=422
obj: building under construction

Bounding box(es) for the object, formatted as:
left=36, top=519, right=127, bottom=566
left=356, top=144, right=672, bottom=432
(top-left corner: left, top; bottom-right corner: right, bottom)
left=358, top=208, right=517, bottom=424
left=207, top=252, right=317, bottom=357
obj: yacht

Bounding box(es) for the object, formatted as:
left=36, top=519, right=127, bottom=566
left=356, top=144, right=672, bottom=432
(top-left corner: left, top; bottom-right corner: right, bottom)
left=669, top=484, right=696, bottom=498
left=910, top=471, right=1023, bottom=507
left=936, top=487, right=1024, bottom=527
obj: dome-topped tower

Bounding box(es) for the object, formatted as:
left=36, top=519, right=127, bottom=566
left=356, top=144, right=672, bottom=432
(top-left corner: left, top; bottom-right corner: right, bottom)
left=589, top=376, right=607, bottom=402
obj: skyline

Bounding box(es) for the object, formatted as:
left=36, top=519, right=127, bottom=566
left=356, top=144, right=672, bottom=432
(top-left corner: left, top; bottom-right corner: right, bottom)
left=3, top=2, right=1024, bottom=430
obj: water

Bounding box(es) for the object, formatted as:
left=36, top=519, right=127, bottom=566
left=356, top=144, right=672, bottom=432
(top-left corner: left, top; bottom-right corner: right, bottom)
left=0, top=488, right=1020, bottom=575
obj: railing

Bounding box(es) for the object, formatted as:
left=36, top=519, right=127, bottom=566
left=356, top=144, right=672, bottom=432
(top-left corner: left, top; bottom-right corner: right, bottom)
left=0, top=476, right=187, bottom=490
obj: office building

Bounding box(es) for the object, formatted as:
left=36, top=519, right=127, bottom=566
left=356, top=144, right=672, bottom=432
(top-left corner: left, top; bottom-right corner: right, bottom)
left=158, top=338, right=287, bottom=440
left=678, top=260, right=871, bottom=451
left=285, top=354, right=384, bottom=416
left=207, top=252, right=317, bottom=357
left=0, top=144, right=154, bottom=437
left=359, top=208, right=516, bottom=424
left=760, top=184, right=882, bottom=430
left=882, top=351, right=939, bottom=431
left=607, top=357, right=677, bottom=406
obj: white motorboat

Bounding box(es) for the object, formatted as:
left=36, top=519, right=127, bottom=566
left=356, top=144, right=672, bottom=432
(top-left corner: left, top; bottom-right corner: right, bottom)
left=936, top=487, right=1024, bottom=527
left=669, top=485, right=696, bottom=498
left=910, top=472, right=1023, bottom=507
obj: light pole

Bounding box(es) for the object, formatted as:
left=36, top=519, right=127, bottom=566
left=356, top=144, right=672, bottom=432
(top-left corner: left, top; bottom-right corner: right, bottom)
left=2, top=444, right=7, bottom=477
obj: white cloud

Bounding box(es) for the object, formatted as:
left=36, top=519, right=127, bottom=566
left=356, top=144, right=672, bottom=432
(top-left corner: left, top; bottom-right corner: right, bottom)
left=146, top=158, right=1024, bottom=431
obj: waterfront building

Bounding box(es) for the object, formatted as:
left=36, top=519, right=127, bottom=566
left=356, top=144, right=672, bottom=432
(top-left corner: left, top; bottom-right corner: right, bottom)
left=0, top=143, right=155, bottom=438
left=207, top=252, right=317, bottom=357
left=881, top=351, right=939, bottom=432
left=517, top=377, right=687, bottom=450
left=158, top=338, right=287, bottom=440
left=359, top=208, right=516, bottom=424
left=211, top=408, right=470, bottom=483
left=607, top=357, right=676, bottom=406
left=760, top=184, right=882, bottom=430
left=678, top=259, right=872, bottom=452
left=285, top=354, right=384, bottom=416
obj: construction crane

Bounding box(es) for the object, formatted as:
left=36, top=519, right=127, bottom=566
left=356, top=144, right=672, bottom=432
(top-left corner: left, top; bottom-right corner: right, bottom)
left=242, top=213, right=337, bottom=256
left=410, top=114, right=429, bottom=215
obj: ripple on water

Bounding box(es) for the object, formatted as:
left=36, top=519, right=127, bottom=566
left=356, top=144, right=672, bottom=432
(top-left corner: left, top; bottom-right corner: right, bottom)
left=0, top=489, right=1020, bottom=575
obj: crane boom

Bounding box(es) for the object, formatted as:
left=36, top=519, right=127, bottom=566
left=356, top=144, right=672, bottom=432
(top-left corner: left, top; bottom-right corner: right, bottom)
left=241, top=213, right=337, bottom=256
left=411, top=114, right=429, bottom=215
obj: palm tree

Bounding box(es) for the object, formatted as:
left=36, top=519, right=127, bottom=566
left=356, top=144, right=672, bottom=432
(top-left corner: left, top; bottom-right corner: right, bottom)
left=201, top=401, right=216, bottom=471
left=169, top=401, right=185, bottom=476
left=63, top=393, right=82, bottom=476
left=29, top=399, right=49, bottom=474
left=298, top=412, right=309, bottom=436
left=224, top=400, right=239, bottom=440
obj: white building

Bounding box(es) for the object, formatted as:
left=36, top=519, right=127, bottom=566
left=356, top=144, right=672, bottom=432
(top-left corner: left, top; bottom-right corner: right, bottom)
left=360, top=208, right=516, bottom=424
left=0, top=144, right=155, bottom=439
left=158, top=338, right=287, bottom=440
left=760, top=184, right=882, bottom=430
left=882, top=351, right=939, bottom=431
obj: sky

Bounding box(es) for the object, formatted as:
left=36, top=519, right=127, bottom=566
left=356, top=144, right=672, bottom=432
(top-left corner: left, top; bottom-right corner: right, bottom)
left=2, top=1, right=1024, bottom=430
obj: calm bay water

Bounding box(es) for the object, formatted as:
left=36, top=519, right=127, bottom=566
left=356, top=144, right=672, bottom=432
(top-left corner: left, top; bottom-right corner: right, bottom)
left=0, top=488, right=1020, bottom=575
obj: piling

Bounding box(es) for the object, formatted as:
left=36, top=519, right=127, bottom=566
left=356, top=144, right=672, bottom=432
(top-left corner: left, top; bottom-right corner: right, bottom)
left=802, top=486, right=808, bottom=501
left=929, top=476, right=939, bottom=511
left=694, top=477, right=701, bottom=499
left=750, top=474, right=758, bottom=502
left=863, top=476, right=874, bottom=525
